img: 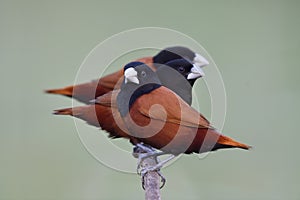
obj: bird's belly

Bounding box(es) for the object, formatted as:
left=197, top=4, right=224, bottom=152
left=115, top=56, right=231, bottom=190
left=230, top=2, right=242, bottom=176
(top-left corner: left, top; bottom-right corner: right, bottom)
left=124, top=115, right=201, bottom=154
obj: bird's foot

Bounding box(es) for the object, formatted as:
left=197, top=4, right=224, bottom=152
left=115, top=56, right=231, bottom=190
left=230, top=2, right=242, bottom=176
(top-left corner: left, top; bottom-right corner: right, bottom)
left=141, top=154, right=176, bottom=173
left=132, top=143, right=177, bottom=189
left=140, top=155, right=176, bottom=189
left=136, top=151, right=166, bottom=175
left=132, top=143, right=163, bottom=174
left=132, top=143, right=156, bottom=158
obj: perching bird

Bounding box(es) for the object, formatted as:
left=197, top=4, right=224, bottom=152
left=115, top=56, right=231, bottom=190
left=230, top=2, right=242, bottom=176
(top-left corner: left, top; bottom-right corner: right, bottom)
left=55, top=61, right=250, bottom=155
left=51, top=61, right=250, bottom=188
left=46, top=46, right=209, bottom=103
left=116, top=62, right=250, bottom=155
left=54, top=58, right=205, bottom=144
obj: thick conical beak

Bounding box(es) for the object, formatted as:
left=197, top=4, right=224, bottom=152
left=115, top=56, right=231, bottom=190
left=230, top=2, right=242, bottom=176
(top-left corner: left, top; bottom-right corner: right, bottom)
left=193, top=53, right=209, bottom=68
left=187, top=64, right=205, bottom=80
left=124, top=67, right=139, bottom=84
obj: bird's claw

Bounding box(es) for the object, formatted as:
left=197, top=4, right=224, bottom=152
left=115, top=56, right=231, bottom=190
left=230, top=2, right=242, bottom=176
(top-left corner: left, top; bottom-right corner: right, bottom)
left=136, top=151, right=159, bottom=175
left=133, top=143, right=176, bottom=189
left=136, top=143, right=156, bottom=153
left=133, top=144, right=161, bottom=175
left=132, top=143, right=156, bottom=158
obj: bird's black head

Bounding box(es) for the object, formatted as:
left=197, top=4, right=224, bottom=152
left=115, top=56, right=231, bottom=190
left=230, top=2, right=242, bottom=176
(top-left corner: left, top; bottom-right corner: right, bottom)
left=117, top=62, right=161, bottom=117
left=154, top=58, right=204, bottom=105
left=153, top=46, right=209, bottom=69
left=122, top=61, right=161, bottom=86
left=153, top=46, right=194, bottom=64
left=159, top=58, right=205, bottom=87
left=123, top=61, right=145, bottom=72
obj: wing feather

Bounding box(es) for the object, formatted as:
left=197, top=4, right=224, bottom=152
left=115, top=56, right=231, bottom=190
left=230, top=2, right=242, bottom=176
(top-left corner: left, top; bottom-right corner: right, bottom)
left=136, top=87, right=214, bottom=129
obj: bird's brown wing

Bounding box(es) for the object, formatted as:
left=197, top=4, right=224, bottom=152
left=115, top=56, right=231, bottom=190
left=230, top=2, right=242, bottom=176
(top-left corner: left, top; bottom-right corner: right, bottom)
left=94, top=89, right=119, bottom=108
left=126, top=87, right=250, bottom=153
left=45, top=69, right=123, bottom=103
left=46, top=57, right=154, bottom=104
left=54, top=100, right=137, bottom=143
left=136, top=86, right=214, bottom=129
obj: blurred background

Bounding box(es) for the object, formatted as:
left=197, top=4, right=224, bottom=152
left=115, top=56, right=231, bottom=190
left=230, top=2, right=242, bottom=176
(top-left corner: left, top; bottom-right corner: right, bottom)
left=1, top=0, right=299, bottom=199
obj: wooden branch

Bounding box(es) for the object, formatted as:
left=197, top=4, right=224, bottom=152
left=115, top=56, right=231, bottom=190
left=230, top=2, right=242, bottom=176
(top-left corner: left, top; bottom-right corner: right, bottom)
left=142, top=157, right=161, bottom=200
left=133, top=147, right=162, bottom=200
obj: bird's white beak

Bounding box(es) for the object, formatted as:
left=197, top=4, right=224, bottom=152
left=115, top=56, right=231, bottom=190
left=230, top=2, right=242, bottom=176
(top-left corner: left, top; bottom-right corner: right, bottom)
left=193, top=53, right=209, bottom=68
left=187, top=64, right=205, bottom=80
left=124, top=68, right=139, bottom=84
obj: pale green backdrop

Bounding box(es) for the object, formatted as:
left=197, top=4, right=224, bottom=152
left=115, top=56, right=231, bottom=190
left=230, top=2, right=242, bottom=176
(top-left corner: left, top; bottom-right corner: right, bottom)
left=0, top=0, right=299, bottom=199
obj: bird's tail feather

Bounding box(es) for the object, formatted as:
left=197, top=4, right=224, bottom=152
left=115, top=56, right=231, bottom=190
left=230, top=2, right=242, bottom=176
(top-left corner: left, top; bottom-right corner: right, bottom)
left=54, top=107, right=80, bottom=116
left=216, top=134, right=251, bottom=150
left=45, top=86, right=74, bottom=97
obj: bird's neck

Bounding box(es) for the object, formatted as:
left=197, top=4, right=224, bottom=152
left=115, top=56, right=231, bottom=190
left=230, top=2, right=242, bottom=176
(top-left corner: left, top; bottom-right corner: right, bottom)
left=117, top=83, right=161, bottom=117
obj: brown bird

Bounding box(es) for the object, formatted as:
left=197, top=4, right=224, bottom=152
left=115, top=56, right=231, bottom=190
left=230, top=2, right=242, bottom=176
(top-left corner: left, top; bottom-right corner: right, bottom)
left=46, top=46, right=209, bottom=103
left=54, top=59, right=206, bottom=144
left=54, top=61, right=250, bottom=187
left=55, top=62, right=250, bottom=156
left=116, top=62, right=250, bottom=156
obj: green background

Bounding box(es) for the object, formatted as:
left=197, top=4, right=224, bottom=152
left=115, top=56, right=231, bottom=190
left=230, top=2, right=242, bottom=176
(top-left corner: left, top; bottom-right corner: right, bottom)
left=1, top=0, right=299, bottom=199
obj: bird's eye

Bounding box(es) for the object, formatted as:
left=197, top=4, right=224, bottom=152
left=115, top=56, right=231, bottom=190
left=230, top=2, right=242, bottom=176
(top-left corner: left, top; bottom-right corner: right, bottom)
left=178, top=67, right=185, bottom=72
left=141, top=71, right=146, bottom=77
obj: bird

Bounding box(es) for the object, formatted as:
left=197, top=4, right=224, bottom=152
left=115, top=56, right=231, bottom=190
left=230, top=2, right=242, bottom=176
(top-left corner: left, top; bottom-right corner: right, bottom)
left=55, top=61, right=250, bottom=155
left=51, top=61, right=250, bottom=188
left=116, top=62, right=250, bottom=156
left=46, top=46, right=209, bottom=103
left=54, top=58, right=206, bottom=145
